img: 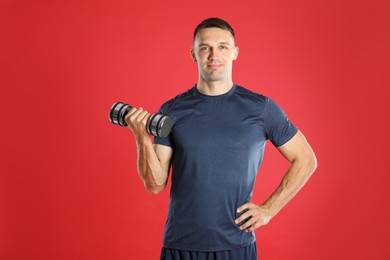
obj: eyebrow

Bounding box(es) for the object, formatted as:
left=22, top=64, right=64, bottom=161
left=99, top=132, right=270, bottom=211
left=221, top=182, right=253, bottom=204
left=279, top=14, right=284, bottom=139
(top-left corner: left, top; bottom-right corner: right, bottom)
left=198, top=42, right=232, bottom=47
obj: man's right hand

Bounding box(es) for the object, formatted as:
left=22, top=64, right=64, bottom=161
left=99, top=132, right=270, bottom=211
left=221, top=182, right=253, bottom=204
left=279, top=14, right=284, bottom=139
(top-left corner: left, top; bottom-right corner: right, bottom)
left=124, top=107, right=151, bottom=141
left=124, top=107, right=173, bottom=194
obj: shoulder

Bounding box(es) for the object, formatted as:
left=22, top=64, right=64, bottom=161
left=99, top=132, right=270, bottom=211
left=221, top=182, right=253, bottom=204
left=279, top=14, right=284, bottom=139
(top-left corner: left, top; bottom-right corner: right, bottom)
left=234, top=84, right=269, bottom=104
left=159, top=87, right=197, bottom=113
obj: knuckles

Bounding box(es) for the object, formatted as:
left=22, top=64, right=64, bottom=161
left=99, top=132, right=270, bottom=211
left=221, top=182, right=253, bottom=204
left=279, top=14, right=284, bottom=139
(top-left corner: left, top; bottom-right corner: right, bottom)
left=125, top=108, right=150, bottom=125
left=235, top=204, right=271, bottom=232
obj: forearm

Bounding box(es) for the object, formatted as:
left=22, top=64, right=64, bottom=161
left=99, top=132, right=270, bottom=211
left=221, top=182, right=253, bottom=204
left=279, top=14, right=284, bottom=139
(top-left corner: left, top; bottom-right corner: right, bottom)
left=136, top=137, right=168, bottom=194
left=236, top=131, right=317, bottom=232
left=262, top=156, right=317, bottom=218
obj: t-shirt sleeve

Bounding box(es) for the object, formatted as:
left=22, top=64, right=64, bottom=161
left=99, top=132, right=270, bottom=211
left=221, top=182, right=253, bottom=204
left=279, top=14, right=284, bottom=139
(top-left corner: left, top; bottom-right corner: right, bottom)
left=265, top=97, right=298, bottom=147
left=153, top=103, right=175, bottom=148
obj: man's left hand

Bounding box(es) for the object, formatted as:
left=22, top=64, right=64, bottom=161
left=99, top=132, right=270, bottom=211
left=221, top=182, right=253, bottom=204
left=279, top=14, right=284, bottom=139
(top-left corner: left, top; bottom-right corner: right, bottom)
left=235, top=203, right=273, bottom=232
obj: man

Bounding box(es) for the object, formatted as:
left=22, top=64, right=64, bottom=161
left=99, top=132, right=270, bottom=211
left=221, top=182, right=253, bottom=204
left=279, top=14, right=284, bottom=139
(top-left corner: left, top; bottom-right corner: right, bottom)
left=125, top=18, right=317, bottom=260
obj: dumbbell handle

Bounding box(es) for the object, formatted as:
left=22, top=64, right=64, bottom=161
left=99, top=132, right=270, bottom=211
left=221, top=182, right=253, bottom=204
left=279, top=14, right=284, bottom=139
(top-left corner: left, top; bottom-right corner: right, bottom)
left=109, top=102, right=172, bottom=138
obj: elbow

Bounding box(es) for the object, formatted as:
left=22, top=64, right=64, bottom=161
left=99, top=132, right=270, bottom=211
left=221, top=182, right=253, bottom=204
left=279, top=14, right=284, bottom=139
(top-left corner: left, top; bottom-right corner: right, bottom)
left=307, top=152, right=318, bottom=176
left=139, top=169, right=168, bottom=195
left=297, top=151, right=317, bottom=179
left=145, top=182, right=166, bottom=195
left=147, top=187, right=164, bottom=195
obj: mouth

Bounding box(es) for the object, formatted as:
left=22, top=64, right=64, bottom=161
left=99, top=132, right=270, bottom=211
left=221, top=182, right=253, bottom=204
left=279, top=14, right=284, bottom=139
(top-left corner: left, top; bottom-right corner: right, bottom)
left=207, top=63, right=223, bottom=70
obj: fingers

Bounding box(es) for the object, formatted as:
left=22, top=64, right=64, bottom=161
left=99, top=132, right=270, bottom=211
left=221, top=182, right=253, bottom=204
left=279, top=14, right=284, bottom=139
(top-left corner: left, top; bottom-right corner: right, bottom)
left=124, top=107, right=152, bottom=137
left=235, top=204, right=257, bottom=232
left=236, top=202, right=252, bottom=214
left=235, top=203, right=271, bottom=233
left=238, top=214, right=263, bottom=233
left=125, top=107, right=150, bottom=125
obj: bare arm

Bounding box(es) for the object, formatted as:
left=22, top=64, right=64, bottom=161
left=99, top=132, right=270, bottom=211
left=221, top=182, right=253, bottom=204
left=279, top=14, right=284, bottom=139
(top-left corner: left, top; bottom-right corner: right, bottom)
left=125, top=108, right=173, bottom=194
left=235, top=130, right=317, bottom=232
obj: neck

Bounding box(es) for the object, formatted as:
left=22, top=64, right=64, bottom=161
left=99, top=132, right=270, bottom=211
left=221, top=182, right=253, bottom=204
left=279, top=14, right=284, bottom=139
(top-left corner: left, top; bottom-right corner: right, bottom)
left=196, top=79, right=234, bottom=96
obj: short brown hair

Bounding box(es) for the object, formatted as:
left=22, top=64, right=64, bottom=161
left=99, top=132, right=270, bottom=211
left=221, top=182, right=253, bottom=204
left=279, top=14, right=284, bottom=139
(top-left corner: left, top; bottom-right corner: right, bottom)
left=193, top=18, right=235, bottom=42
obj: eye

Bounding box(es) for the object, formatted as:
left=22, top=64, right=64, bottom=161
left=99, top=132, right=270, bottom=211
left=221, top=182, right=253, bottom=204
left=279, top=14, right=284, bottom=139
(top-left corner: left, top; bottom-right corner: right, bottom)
left=200, top=46, right=209, bottom=51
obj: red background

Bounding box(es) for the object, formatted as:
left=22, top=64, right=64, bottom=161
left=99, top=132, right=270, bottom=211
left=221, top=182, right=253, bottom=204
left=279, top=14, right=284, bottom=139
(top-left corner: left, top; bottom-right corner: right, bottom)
left=1, top=0, right=389, bottom=259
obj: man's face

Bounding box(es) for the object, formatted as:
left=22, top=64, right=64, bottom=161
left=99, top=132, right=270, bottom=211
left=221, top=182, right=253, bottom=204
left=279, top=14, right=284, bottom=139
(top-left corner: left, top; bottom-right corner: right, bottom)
left=192, top=27, right=239, bottom=84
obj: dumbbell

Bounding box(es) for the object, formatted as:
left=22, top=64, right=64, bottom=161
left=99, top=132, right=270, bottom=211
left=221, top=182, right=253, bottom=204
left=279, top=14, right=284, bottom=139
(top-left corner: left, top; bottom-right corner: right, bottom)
left=109, top=102, right=172, bottom=138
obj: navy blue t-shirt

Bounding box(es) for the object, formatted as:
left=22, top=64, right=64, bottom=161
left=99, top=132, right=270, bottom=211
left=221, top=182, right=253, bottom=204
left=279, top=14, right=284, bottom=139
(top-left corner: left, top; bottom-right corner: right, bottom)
left=154, top=84, right=298, bottom=251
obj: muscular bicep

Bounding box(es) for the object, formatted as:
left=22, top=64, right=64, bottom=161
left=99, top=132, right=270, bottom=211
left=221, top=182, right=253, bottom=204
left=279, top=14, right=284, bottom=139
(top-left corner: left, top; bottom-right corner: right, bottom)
left=153, top=144, right=173, bottom=175
left=277, top=130, right=317, bottom=166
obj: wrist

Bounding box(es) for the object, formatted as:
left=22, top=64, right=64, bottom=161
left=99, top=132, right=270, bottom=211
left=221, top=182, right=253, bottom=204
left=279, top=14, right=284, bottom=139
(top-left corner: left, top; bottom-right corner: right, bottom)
left=135, top=134, right=152, bottom=145
left=259, top=204, right=277, bottom=218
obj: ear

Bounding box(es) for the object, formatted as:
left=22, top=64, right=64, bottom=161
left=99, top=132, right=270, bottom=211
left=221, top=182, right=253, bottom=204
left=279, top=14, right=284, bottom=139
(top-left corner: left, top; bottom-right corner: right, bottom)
left=233, top=46, right=239, bottom=61
left=190, top=49, right=197, bottom=62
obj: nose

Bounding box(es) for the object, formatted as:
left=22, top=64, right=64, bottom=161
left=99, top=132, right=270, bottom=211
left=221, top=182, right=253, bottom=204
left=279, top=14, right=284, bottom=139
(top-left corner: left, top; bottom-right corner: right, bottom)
left=208, top=47, right=220, bottom=60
